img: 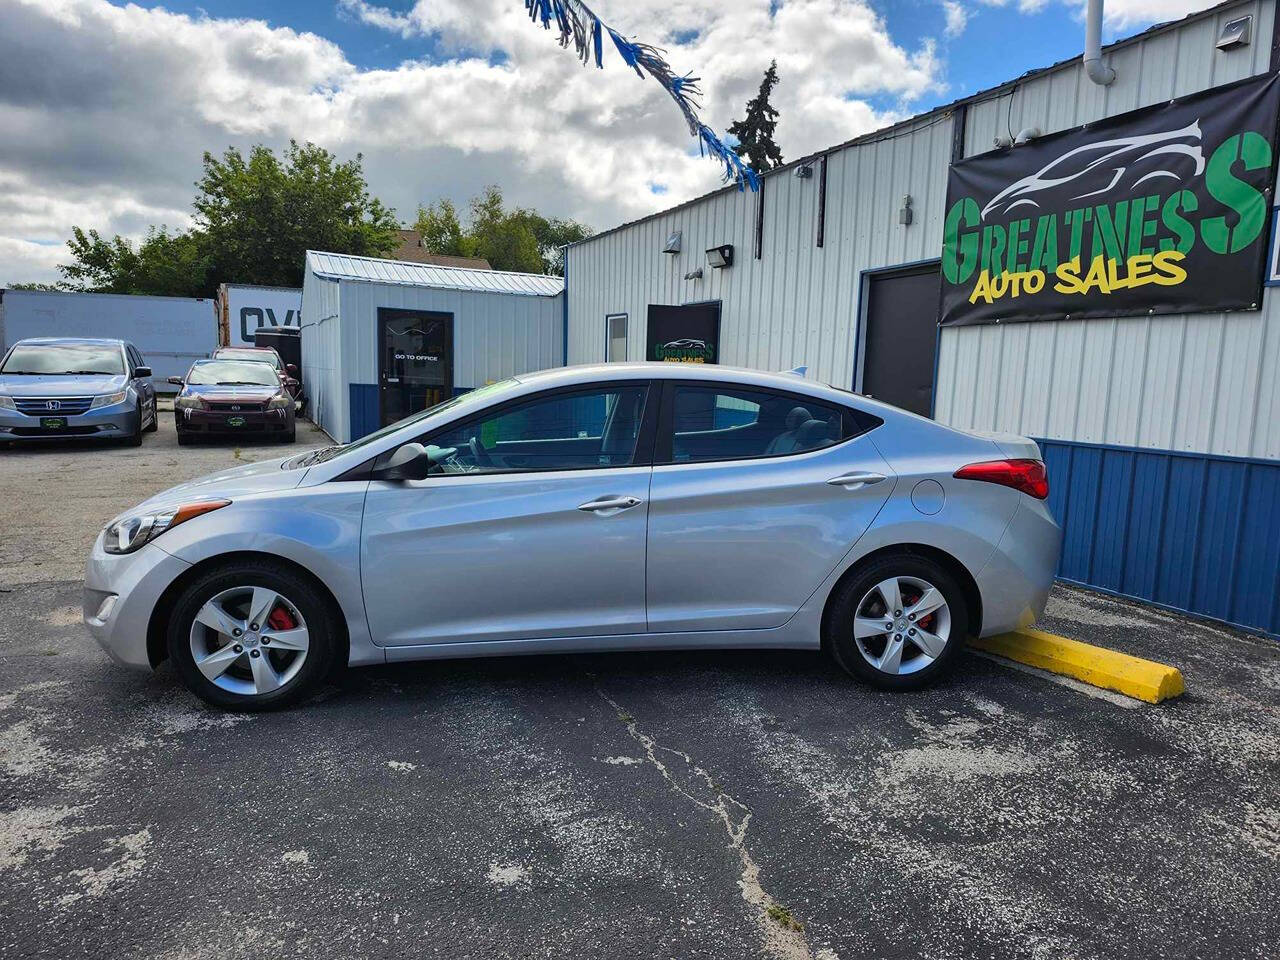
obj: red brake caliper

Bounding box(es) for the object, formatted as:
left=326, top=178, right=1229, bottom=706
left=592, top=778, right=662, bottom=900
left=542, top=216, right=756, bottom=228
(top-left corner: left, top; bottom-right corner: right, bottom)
left=267, top=606, right=296, bottom=631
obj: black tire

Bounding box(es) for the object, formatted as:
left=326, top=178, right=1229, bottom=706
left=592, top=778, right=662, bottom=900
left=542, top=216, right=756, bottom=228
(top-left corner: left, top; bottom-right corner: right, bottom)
left=144, top=399, right=158, bottom=432
left=825, top=553, right=969, bottom=692
left=176, top=430, right=192, bottom=446
left=284, top=425, right=296, bottom=444
left=124, top=400, right=144, bottom=447
left=167, top=560, right=339, bottom=711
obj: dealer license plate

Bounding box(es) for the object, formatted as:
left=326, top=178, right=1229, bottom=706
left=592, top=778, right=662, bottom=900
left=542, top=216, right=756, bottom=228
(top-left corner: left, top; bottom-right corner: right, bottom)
left=41, top=417, right=67, bottom=429
left=227, top=416, right=246, bottom=427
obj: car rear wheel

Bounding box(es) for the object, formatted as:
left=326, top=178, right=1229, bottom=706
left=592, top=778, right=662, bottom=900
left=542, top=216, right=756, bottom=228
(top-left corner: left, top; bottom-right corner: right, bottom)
left=825, top=554, right=968, bottom=691
left=167, top=561, right=338, bottom=711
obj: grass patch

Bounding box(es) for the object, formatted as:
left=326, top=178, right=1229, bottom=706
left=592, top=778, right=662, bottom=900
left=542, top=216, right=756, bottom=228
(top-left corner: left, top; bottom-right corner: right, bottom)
left=616, top=711, right=633, bottom=723
left=766, top=903, right=804, bottom=933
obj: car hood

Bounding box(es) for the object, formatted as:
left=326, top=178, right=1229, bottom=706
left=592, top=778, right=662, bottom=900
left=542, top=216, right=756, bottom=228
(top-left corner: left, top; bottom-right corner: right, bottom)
left=0, top=373, right=126, bottom=396
left=133, top=456, right=307, bottom=511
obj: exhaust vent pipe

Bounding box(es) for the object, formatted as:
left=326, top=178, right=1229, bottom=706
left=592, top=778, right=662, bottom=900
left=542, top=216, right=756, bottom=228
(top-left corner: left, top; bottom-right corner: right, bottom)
left=1085, top=0, right=1116, bottom=86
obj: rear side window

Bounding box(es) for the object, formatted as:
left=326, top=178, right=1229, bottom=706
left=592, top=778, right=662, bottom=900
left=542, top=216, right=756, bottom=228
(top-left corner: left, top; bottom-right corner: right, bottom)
left=665, top=385, right=863, bottom=464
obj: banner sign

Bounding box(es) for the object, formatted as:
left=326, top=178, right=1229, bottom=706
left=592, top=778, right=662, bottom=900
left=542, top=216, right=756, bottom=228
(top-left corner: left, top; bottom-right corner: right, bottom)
left=646, top=303, right=720, bottom=363
left=940, top=72, right=1280, bottom=326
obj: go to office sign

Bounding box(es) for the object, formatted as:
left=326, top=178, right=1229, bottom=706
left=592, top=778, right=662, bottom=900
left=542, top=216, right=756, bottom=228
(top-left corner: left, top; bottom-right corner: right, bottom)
left=940, top=72, right=1280, bottom=326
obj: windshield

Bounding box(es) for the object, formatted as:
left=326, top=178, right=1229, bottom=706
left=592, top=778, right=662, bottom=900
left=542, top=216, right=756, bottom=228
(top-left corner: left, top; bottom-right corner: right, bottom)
left=294, top=378, right=521, bottom=467
left=1, top=343, right=125, bottom=376
left=216, top=348, right=281, bottom=370
left=186, top=360, right=281, bottom=387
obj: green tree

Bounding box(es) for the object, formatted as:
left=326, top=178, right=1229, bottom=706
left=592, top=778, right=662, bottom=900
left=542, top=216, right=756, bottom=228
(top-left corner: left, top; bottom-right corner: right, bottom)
left=728, top=60, right=783, bottom=173
left=57, top=226, right=209, bottom=298
left=415, top=198, right=467, bottom=257
left=412, top=185, right=591, bottom=275
left=52, top=141, right=398, bottom=296
left=194, top=140, right=399, bottom=288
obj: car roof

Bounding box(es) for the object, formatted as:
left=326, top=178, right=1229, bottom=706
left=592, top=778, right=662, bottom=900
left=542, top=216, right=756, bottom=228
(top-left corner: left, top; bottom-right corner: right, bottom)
left=15, top=337, right=125, bottom=347
left=216, top=346, right=274, bottom=351
left=192, top=357, right=276, bottom=365
left=514, top=362, right=849, bottom=398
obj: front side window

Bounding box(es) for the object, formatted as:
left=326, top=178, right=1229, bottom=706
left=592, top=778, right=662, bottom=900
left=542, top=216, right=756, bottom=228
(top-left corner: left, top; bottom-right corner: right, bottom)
left=667, top=385, right=848, bottom=463
left=421, top=385, right=650, bottom=475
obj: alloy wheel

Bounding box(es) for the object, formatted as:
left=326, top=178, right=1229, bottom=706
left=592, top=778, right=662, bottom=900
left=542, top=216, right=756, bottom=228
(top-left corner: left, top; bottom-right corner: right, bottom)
left=188, top=586, right=310, bottom=696
left=852, top=575, right=951, bottom=676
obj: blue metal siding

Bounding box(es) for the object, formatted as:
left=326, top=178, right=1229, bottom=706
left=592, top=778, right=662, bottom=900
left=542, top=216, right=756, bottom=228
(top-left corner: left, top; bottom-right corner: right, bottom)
left=349, top=383, right=379, bottom=442
left=1039, top=438, right=1280, bottom=638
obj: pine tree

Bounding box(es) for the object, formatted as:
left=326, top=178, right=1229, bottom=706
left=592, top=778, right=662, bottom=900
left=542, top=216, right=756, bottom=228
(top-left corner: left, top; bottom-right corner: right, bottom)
left=728, top=61, right=783, bottom=172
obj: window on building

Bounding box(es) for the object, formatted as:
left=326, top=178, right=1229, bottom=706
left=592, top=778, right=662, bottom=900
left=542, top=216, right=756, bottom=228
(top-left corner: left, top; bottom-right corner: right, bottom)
left=606, top=314, right=627, bottom=362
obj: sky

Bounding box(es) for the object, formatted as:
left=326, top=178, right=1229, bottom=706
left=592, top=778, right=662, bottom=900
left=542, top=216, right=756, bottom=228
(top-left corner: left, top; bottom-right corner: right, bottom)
left=0, top=0, right=1223, bottom=286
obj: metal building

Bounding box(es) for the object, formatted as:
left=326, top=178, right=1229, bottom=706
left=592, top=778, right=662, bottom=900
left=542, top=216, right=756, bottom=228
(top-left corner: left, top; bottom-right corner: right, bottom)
left=300, top=251, right=564, bottom=443
left=564, top=0, right=1280, bottom=638
left=0, top=288, right=215, bottom=391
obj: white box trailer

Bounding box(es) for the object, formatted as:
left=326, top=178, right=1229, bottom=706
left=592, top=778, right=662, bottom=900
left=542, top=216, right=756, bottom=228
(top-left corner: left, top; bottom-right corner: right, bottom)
left=216, top=283, right=302, bottom=347
left=0, top=289, right=216, bottom=392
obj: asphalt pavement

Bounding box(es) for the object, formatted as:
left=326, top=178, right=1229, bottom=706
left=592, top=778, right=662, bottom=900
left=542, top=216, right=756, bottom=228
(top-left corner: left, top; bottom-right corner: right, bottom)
left=1, top=419, right=1277, bottom=959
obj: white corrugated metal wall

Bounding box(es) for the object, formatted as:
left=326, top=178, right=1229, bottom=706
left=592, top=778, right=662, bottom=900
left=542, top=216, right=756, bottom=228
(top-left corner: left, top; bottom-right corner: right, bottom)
left=300, top=272, right=344, bottom=442
left=937, top=0, right=1279, bottom=460
left=337, top=281, right=563, bottom=389
left=566, top=113, right=955, bottom=388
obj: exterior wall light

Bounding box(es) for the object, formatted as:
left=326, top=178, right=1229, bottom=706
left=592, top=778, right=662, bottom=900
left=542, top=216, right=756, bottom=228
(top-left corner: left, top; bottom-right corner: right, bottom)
left=706, top=244, right=734, bottom=269
left=663, top=231, right=682, bottom=254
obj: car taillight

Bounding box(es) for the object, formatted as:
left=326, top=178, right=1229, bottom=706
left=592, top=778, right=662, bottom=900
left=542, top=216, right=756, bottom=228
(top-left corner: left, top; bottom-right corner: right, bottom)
left=954, top=459, right=1049, bottom=499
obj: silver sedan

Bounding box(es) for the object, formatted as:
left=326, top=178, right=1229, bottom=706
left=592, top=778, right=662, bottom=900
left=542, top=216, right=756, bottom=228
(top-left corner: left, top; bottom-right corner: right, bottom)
left=84, top=363, right=1062, bottom=710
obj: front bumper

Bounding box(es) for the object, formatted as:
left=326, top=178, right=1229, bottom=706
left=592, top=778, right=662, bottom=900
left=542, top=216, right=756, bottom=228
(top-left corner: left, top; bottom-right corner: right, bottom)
left=176, top=406, right=293, bottom=434
left=0, top=400, right=139, bottom=441
left=974, top=496, right=1063, bottom=636
left=83, top=531, right=192, bottom=670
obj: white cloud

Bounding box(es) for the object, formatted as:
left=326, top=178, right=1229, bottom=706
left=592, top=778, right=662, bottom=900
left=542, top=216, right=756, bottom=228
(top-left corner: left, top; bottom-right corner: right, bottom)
left=0, top=0, right=945, bottom=286
left=942, top=0, right=970, bottom=37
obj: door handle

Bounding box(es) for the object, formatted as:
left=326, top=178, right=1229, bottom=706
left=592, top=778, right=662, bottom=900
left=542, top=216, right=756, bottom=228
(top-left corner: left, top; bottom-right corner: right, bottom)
left=826, top=471, right=887, bottom=490
left=578, top=495, right=643, bottom=515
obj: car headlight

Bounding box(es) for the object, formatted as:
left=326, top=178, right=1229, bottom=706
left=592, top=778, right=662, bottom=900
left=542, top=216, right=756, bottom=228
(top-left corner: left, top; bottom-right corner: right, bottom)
left=268, top=394, right=292, bottom=410
left=174, top=395, right=205, bottom=410
left=0, top=395, right=14, bottom=411
left=102, top=499, right=230, bottom=555
left=90, top=390, right=128, bottom=410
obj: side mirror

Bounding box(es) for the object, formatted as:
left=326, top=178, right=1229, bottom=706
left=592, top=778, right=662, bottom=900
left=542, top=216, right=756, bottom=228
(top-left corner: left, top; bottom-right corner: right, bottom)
left=135, top=366, right=152, bottom=379
left=167, top=376, right=184, bottom=386
left=286, top=363, right=298, bottom=375
left=379, top=442, right=433, bottom=481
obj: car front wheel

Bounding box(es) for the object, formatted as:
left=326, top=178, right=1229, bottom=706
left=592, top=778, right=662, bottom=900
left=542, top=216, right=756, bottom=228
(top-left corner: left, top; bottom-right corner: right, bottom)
left=167, top=561, right=338, bottom=711
left=825, top=554, right=968, bottom=691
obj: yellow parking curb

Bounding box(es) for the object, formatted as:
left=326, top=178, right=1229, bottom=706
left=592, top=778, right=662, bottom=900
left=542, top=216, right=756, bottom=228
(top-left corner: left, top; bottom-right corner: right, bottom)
left=971, top=627, right=1185, bottom=704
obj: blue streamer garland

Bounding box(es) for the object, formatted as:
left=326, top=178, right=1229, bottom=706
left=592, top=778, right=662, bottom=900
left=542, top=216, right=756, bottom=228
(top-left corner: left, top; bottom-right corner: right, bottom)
left=522, top=0, right=761, bottom=191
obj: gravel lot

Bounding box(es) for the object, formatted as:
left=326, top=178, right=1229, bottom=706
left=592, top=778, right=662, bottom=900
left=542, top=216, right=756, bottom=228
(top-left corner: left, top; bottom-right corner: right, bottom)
left=1, top=422, right=1278, bottom=959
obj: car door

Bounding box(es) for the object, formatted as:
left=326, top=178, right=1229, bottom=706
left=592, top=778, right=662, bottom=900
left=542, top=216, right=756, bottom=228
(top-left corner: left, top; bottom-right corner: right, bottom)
left=646, top=381, right=894, bottom=633
left=361, top=381, right=656, bottom=647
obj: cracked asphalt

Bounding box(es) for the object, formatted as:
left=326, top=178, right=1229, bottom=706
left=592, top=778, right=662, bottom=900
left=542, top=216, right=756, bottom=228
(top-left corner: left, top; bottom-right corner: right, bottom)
left=2, top=422, right=1279, bottom=959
